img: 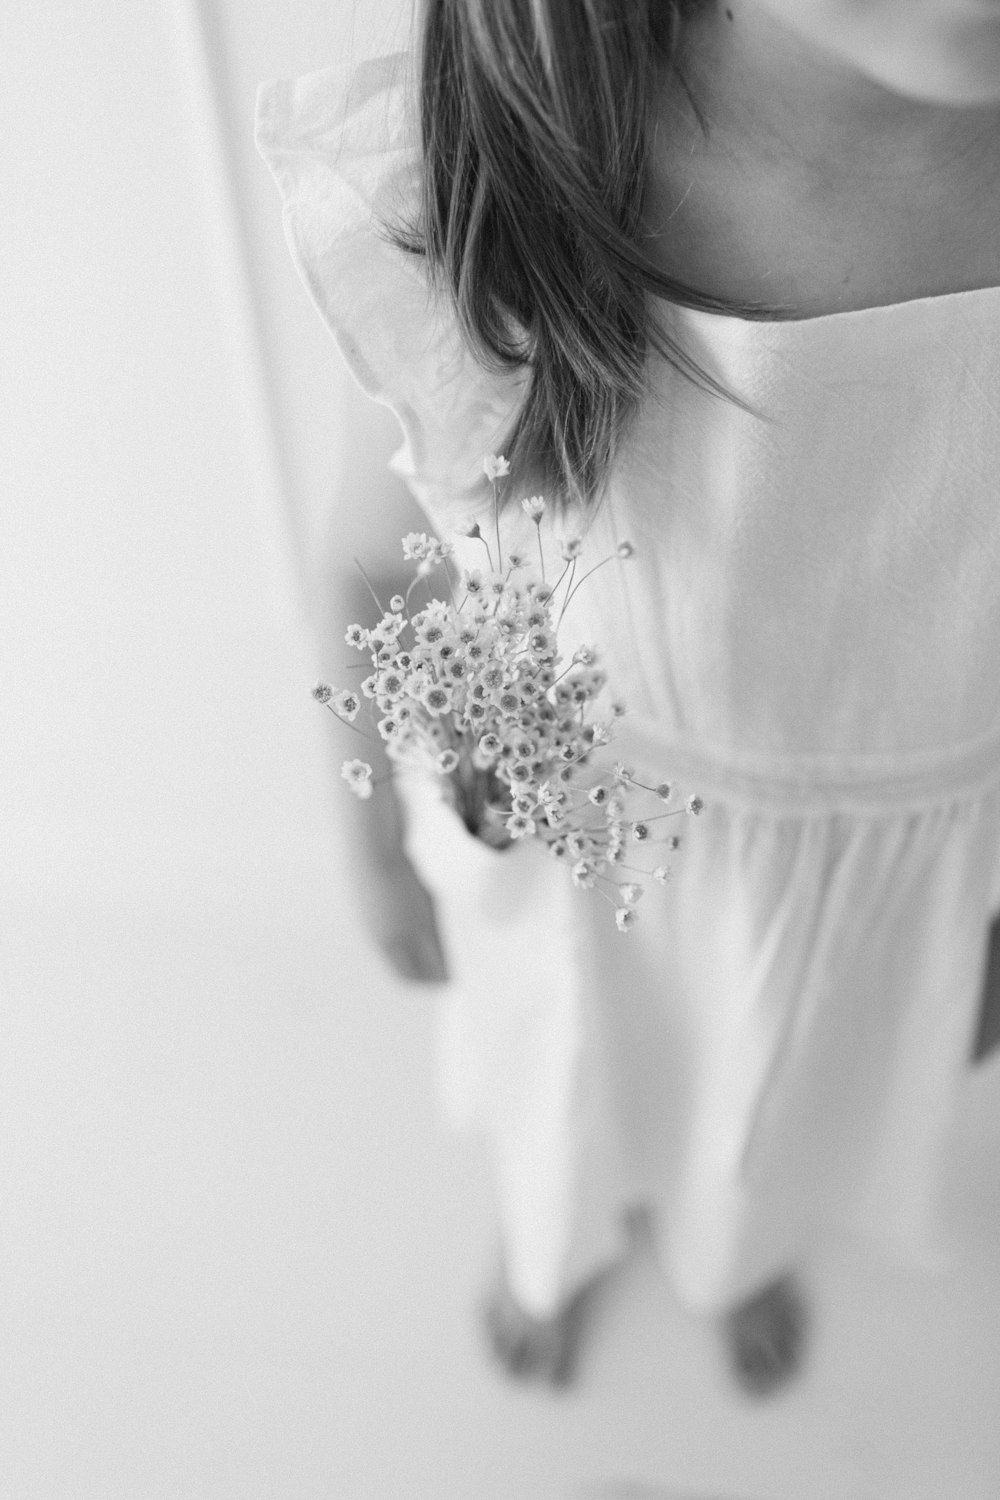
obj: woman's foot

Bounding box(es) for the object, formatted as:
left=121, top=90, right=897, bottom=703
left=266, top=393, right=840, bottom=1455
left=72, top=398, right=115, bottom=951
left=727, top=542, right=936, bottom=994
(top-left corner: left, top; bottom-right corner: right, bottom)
left=480, top=1262, right=600, bottom=1387
left=723, top=1272, right=807, bottom=1397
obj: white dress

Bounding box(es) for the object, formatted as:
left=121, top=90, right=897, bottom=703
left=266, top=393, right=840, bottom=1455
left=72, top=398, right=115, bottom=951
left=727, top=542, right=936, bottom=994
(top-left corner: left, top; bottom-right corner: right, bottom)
left=256, top=53, right=1000, bottom=1316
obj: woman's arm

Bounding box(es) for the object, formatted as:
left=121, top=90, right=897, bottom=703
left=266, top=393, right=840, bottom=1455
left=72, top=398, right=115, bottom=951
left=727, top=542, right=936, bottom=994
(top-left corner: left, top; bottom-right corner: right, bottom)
left=316, top=376, right=449, bottom=984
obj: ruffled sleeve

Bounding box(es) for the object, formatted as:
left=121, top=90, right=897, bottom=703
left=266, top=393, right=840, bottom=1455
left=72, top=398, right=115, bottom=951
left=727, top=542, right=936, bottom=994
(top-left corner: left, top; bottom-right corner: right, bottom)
left=254, top=53, right=527, bottom=524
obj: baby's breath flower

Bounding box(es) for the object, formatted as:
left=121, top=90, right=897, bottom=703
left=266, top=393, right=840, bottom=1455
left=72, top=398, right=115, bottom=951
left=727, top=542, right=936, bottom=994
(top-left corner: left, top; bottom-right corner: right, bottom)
left=454, top=516, right=482, bottom=539
left=572, top=645, right=597, bottom=667
left=506, top=811, right=536, bottom=839
left=341, top=759, right=374, bottom=799
left=620, top=883, right=644, bottom=905
left=376, top=611, right=404, bottom=638
left=333, top=690, right=361, bottom=721
left=527, top=628, right=556, bottom=659
left=421, top=684, right=451, bottom=716
left=656, top=782, right=673, bottom=802
left=521, top=495, right=545, bottom=521
left=616, top=541, right=635, bottom=559
left=345, top=624, right=368, bottom=650
left=560, top=537, right=584, bottom=561
left=571, top=859, right=597, bottom=889
left=507, top=548, right=529, bottom=569
left=588, top=785, right=610, bottom=807
left=311, top=682, right=333, bottom=703
left=464, top=570, right=485, bottom=596
left=549, top=838, right=568, bottom=859
left=436, top=748, right=459, bottom=774
left=653, top=866, right=671, bottom=884
left=686, top=795, right=704, bottom=816
left=389, top=595, right=405, bottom=613
left=632, top=822, right=650, bottom=842
left=401, top=532, right=430, bottom=560
left=615, top=908, right=638, bottom=933
left=483, top=453, right=510, bottom=481
left=478, top=731, right=502, bottom=758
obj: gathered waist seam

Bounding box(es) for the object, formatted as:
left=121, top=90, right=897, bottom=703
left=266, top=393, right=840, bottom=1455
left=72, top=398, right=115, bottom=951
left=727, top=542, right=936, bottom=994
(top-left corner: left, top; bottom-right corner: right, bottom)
left=618, top=717, right=1000, bottom=816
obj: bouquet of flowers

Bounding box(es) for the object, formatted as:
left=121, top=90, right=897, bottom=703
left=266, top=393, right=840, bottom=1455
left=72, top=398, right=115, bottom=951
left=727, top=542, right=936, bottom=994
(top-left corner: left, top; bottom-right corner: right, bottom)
left=313, top=455, right=701, bottom=932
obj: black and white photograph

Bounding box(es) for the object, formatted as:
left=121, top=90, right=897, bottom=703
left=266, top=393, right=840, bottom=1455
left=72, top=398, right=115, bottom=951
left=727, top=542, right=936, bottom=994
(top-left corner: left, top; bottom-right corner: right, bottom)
left=5, top=1, right=1000, bottom=1495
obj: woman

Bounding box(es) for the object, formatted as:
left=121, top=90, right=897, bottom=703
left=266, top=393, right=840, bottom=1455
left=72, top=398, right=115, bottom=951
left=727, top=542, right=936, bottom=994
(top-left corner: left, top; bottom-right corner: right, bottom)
left=257, top=0, right=1000, bottom=1394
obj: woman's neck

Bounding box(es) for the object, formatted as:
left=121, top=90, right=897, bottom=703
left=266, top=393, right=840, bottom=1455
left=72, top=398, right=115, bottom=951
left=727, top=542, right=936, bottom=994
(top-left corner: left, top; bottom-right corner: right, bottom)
left=644, top=0, right=1000, bottom=316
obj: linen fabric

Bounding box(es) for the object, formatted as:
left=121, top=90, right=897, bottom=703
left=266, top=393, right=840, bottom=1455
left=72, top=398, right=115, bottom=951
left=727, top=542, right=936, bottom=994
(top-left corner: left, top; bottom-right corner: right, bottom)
left=256, top=53, right=1000, bottom=1315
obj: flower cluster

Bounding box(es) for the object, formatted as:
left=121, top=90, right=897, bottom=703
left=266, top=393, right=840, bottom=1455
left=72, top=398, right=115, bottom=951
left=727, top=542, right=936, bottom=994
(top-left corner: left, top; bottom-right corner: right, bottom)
left=313, top=456, right=701, bottom=931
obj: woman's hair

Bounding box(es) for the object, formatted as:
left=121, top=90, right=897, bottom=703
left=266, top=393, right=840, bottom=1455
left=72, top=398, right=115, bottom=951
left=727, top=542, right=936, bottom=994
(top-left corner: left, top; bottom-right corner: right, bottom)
left=391, top=0, right=757, bottom=510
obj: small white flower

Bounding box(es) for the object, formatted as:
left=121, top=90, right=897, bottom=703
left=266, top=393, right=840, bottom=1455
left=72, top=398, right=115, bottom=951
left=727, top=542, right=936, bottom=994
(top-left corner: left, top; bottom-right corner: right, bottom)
left=478, top=732, right=502, bottom=758
left=436, top=748, right=459, bottom=774
left=505, top=811, right=536, bottom=839
left=656, top=782, right=673, bottom=802
left=653, top=866, right=671, bottom=884
left=401, top=532, right=430, bottom=560
left=620, top=883, right=643, bottom=905
left=521, top=495, right=545, bottom=521
left=344, top=624, right=368, bottom=650
left=615, top=907, right=638, bottom=933
left=560, top=537, right=584, bottom=561
left=421, top=684, right=451, bottom=716
left=483, top=453, right=511, bottom=481
left=341, top=759, right=374, bottom=799
left=454, top=516, right=482, bottom=539
left=333, top=689, right=361, bottom=721
left=311, top=682, right=333, bottom=703
left=389, top=595, right=406, bottom=613
left=686, top=794, right=704, bottom=816
left=616, top=541, right=635, bottom=559
left=571, top=859, right=597, bottom=889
